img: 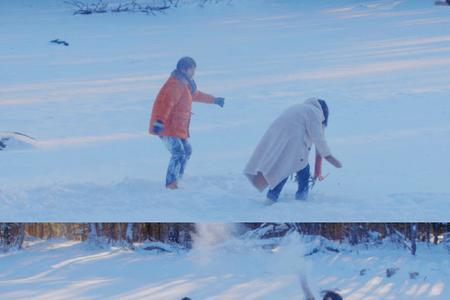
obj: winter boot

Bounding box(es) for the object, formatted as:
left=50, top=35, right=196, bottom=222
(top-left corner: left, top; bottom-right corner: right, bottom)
left=166, top=181, right=178, bottom=190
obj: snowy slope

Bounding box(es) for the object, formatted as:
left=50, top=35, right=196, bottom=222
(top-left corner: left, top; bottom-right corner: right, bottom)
left=1, top=0, right=450, bottom=221
left=0, top=229, right=449, bottom=299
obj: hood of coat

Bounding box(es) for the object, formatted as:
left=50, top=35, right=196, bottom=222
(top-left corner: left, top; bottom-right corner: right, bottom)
left=303, top=97, right=325, bottom=123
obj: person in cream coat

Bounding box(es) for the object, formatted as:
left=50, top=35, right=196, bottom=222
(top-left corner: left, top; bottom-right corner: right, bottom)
left=244, top=97, right=342, bottom=203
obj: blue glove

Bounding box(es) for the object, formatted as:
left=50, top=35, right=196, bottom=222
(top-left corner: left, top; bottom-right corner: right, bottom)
left=152, top=120, right=164, bottom=134
left=214, top=97, right=225, bottom=108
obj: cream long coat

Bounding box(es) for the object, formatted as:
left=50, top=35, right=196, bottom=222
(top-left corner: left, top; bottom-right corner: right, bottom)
left=244, top=98, right=332, bottom=192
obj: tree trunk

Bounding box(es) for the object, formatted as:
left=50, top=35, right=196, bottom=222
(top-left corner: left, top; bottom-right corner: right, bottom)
left=411, top=223, right=417, bottom=256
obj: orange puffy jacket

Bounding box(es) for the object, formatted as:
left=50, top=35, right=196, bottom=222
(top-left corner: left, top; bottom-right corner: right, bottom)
left=149, top=75, right=215, bottom=139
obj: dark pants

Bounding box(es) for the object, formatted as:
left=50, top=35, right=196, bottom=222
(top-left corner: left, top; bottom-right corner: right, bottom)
left=160, top=136, right=192, bottom=186
left=266, top=165, right=310, bottom=201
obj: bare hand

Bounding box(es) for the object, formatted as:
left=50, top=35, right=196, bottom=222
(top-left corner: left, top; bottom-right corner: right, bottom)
left=314, top=173, right=329, bottom=181
left=325, top=155, right=342, bottom=168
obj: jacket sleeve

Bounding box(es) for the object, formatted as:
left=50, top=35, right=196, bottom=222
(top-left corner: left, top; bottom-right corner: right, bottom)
left=314, top=149, right=323, bottom=177
left=153, top=82, right=182, bottom=124
left=192, top=90, right=215, bottom=104
left=306, top=109, right=332, bottom=158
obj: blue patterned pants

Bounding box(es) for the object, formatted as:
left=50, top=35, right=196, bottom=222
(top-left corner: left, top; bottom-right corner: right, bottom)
left=160, top=136, right=192, bottom=186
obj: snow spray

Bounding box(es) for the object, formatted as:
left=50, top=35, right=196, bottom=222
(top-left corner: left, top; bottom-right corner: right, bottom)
left=189, top=223, right=245, bottom=266
left=192, top=223, right=236, bottom=250
left=270, top=232, right=311, bottom=276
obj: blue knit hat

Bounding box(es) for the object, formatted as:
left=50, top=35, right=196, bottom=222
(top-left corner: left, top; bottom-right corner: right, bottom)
left=176, top=57, right=196, bottom=71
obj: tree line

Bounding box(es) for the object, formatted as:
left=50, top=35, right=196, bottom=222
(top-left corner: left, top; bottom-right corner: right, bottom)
left=1, top=223, right=449, bottom=254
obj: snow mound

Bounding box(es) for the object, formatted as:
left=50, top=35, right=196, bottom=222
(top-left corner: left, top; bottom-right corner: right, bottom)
left=0, top=132, right=37, bottom=151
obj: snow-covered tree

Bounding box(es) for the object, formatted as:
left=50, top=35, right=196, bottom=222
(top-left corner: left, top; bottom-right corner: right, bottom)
left=0, top=223, right=25, bottom=251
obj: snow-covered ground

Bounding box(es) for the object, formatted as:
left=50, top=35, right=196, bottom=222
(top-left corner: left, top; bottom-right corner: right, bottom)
left=0, top=226, right=449, bottom=299
left=1, top=0, right=450, bottom=221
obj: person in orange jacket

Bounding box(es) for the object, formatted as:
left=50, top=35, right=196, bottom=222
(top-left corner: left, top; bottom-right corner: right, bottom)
left=149, top=57, right=225, bottom=189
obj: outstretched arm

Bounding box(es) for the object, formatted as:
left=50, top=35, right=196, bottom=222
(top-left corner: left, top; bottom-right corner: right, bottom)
left=193, top=90, right=225, bottom=107
left=192, top=90, right=215, bottom=104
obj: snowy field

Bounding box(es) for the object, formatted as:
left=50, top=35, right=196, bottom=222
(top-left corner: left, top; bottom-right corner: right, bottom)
left=1, top=0, right=450, bottom=221
left=0, top=226, right=449, bottom=300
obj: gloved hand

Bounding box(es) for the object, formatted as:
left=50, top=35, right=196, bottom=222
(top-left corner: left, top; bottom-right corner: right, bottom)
left=214, top=97, right=225, bottom=108
left=152, top=120, right=164, bottom=135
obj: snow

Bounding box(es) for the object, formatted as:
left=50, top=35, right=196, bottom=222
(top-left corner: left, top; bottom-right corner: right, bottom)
left=1, top=0, right=450, bottom=221
left=0, top=226, right=449, bottom=299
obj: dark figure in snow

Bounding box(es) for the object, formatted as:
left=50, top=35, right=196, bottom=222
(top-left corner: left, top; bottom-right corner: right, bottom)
left=322, top=291, right=343, bottom=300
left=181, top=298, right=192, bottom=300
left=50, top=38, right=69, bottom=46
left=244, top=98, right=342, bottom=203
left=301, top=276, right=343, bottom=300
left=149, top=57, right=225, bottom=189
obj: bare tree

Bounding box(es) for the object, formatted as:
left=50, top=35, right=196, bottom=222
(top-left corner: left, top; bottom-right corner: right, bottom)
left=2, top=223, right=449, bottom=255
left=65, top=0, right=172, bottom=15
left=411, top=223, right=417, bottom=256
left=0, top=223, right=25, bottom=251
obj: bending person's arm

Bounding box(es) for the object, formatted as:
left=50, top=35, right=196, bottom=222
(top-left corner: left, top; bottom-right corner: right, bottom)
left=307, top=111, right=342, bottom=168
